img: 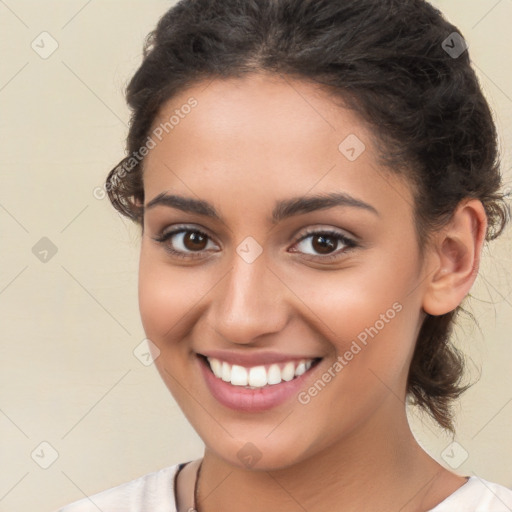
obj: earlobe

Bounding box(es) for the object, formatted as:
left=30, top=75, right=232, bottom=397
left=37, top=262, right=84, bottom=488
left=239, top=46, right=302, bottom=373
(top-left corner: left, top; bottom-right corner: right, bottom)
left=422, top=199, right=487, bottom=316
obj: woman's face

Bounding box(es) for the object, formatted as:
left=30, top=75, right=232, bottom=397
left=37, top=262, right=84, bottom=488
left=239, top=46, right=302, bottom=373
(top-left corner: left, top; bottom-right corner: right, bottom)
left=139, top=73, right=430, bottom=469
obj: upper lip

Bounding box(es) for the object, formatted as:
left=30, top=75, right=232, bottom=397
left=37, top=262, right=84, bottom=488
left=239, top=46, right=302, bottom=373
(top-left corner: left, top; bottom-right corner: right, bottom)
left=197, top=350, right=322, bottom=367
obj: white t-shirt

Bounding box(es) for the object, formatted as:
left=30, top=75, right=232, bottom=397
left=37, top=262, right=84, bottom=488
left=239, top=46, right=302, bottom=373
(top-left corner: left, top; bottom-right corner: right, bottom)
left=56, top=463, right=512, bottom=512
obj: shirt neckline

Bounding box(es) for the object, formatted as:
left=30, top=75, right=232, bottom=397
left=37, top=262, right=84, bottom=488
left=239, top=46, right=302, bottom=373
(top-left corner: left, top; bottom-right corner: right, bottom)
left=172, top=464, right=475, bottom=512
left=427, top=476, right=476, bottom=511
left=173, top=462, right=189, bottom=511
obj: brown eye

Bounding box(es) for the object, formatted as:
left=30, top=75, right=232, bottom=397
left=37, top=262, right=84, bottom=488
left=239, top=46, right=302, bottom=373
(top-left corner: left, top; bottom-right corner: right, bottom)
left=292, top=229, right=357, bottom=261
left=153, top=227, right=218, bottom=259
left=311, top=234, right=337, bottom=254
left=183, top=231, right=208, bottom=251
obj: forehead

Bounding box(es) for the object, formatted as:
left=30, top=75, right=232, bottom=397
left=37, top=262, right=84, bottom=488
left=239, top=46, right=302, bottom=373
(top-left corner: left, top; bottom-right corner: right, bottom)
left=149, top=72, right=362, bottom=157
left=142, top=73, right=414, bottom=222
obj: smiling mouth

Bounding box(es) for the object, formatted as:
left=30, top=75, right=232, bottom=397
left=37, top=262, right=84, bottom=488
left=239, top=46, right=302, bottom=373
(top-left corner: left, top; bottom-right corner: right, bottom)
left=199, top=355, right=322, bottom=389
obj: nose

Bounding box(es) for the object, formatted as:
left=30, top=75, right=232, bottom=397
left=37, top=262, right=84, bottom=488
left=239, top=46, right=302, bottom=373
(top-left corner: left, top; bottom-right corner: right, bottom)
left=204, top=251, right=289, bottom=346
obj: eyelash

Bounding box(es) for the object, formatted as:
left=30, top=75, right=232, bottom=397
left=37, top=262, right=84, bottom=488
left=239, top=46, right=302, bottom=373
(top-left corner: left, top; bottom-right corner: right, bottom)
left=152, top=225, right=358, bottom=262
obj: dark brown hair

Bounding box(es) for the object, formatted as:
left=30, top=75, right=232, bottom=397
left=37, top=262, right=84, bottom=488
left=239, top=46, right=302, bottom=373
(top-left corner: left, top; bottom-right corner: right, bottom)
left=106, top=0, right=509, bottom=432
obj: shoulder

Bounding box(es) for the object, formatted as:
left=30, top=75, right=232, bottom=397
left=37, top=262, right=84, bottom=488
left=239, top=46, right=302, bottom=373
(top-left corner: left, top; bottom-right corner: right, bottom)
left=429, top=476, right=512, bottom=511
left=54, top=463, right=183, bottom=512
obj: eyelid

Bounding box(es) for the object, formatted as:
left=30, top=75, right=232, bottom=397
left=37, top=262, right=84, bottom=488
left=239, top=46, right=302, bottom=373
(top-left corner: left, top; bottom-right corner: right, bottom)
left=155, top=223, right=218, bottom=244
left=294, top=225, right=357, bottom=243
left=151, top=224, right=220, bottom=259
left=289, top=227, right=357, bottom=260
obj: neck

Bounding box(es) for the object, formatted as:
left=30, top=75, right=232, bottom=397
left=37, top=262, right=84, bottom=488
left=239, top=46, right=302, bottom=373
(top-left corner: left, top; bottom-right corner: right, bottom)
left=194, top=408, right=462, bottom=512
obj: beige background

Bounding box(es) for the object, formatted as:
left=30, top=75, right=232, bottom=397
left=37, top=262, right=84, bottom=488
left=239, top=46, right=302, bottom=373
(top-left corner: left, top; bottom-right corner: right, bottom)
left=0, top=1, right=511, bottom=510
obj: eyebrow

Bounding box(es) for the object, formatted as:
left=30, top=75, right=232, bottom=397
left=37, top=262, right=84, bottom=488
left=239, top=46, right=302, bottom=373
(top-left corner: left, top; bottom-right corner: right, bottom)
left=145, top=191, right=379, bottom=223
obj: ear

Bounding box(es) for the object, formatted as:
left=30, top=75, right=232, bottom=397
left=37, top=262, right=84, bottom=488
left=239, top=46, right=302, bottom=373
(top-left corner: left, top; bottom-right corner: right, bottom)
left=422, top=199, right=487, bottom=316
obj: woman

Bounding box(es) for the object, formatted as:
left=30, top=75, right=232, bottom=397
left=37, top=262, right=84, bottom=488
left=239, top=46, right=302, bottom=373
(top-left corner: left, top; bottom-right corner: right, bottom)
left=58, top=0, right=512, bottom=510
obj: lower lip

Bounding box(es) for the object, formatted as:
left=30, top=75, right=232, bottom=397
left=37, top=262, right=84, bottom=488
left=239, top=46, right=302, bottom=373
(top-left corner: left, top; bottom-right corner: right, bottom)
left=198, top=356, right=319, bottom=412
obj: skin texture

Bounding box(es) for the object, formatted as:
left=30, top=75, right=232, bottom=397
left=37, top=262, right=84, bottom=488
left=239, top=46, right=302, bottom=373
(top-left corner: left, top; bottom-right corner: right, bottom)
left=137, top=72, right=487, bottom=511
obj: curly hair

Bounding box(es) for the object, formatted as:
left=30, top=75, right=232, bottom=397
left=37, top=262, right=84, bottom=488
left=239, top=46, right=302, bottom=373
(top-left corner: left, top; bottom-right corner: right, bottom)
left=106, top=0, right=509, bottom=432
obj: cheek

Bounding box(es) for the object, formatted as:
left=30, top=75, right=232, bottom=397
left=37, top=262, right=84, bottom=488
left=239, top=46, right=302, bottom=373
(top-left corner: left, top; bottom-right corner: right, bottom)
left=137, top=249, right=204, bottom=401
left=137, top=248, right=202, bottom=343
left=292, top=262, right=421, bottom=387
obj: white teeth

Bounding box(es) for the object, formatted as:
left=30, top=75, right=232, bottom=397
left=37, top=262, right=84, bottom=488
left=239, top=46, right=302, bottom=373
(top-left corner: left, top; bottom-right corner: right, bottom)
left=248, top=366, right=267, bottom=387
left=267, top=364, right=282, bottom=385
left=221, top=361, right=231, bottom=382
left=210, top=358, right=222, bottom=378
left=281, top=361, right=295, bottom=381
left=231, top=365, right=248, bottom=386
left=205, top=357, right=316, bottom=388
left=294, top=360, right=306, bottom=377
